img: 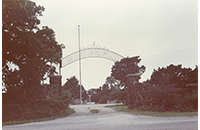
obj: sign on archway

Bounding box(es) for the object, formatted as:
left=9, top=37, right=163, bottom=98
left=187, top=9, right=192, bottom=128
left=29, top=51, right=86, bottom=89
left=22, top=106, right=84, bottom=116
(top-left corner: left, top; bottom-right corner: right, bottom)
left=61, top=43, right=124, bottom=68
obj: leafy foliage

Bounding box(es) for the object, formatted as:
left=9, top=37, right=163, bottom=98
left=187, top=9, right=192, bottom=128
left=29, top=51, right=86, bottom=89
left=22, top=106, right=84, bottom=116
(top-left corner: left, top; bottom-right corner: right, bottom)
left=186, top=65, right=198, bottom=83
left=134, top=83, right=198, bottom=112
left=146, top=64, right=197, bottom=85
left=2, top=0, right=64, bottom=90
left=130, top=64, right=198, bottom=112
left=2, top=84, right=46, bottom=104
left=109, top=89, right=127, bottom=105
left=111, top=56, right=145, bottom=85
left=2, top=1, right=72, bottom=123
left=2, top=91, right=73, bottom=122
left=62, top=76, right=87, bottom=102
left=90, top=76, right=125, bottom=103
left=3, top=83, right=72, bottom=123
left=62, top=76, right=79, bottom=99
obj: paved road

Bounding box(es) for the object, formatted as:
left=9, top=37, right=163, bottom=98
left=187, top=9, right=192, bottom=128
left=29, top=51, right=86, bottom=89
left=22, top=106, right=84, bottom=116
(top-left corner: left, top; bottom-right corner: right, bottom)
left=3, top=104, right=198, bottom=130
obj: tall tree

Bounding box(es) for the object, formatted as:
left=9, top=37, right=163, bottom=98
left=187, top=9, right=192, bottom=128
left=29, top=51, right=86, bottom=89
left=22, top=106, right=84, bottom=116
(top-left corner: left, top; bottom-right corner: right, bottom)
left=2, top=0, right=64, bottom=90
left=111, top=56, right=146, bottom=85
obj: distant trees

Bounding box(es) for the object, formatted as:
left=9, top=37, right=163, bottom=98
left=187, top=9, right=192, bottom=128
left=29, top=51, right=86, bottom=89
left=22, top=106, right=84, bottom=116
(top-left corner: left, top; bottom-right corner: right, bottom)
left=104, top=76, right=127, bottom=104
left=91, top=76, right=130, bottom=104
left=62, top=76, right=87, bottom=103
left=89, top=76, right=124, bottom=103
left=62, top=76, right=79, bottom=99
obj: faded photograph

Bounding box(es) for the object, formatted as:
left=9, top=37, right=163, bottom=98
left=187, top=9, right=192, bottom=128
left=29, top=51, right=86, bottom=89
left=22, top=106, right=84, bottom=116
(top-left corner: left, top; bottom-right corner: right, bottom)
left=2, top=0, right=198, bottom=129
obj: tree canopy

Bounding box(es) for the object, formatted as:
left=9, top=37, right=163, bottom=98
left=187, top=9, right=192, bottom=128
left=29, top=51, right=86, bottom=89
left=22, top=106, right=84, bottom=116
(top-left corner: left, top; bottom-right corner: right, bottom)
left=2, top=0, right=64, bottom=89
left=147, top=64, right=197, bottom=85
left=62, top=76, right=87, bottom=101
left=111, top=56, right=146, bottom=85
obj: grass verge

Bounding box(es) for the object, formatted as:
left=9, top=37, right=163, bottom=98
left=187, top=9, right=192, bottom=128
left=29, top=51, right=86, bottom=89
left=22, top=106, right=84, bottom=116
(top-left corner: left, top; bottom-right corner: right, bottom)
left=105, top=105, right=198, bottom=117
left=90, top=109, right=100, bottom=114
left=2, top=108, right=75, bottom=126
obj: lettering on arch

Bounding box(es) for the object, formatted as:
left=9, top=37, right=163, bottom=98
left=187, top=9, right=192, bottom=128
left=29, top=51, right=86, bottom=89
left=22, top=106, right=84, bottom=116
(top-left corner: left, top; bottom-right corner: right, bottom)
left=61, top=45, right=124, bottom=68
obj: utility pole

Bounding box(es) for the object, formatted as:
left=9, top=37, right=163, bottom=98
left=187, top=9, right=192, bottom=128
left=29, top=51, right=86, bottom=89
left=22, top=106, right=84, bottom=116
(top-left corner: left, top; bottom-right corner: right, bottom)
left=78, top=25, right=82, bottom=104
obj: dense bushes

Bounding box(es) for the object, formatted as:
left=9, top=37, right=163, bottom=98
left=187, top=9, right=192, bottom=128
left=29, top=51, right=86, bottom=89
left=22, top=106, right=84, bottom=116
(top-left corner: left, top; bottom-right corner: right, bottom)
left=2, top=89, right=73, bottom=123
left=129, top=83, right=198, bottom=112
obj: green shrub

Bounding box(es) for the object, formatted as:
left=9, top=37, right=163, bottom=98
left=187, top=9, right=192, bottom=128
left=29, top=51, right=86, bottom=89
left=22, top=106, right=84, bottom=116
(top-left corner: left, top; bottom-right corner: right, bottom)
left=90, top=109, right=100, bottom=113
left=127, top=84, right=198, bottom=112
left=2, top=91, right=72, bottom=123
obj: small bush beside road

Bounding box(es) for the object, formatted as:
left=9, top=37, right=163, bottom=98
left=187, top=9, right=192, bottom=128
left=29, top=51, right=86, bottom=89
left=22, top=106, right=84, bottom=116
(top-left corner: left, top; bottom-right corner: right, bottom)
left=90, top=109, right=100, bottom=114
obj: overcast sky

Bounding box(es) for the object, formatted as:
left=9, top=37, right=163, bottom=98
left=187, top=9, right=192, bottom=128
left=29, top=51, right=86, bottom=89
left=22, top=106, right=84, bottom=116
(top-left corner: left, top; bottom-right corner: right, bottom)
left=33, top=0, right=198, bottom=90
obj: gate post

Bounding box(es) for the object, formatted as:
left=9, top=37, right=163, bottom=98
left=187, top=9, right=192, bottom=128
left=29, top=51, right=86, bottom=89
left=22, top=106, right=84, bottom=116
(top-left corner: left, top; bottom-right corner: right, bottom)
left=49, top=75, right=62, bottom=96
left=126, top=73, right=140, bottom=109
left=88, top=90, right=92, bottom=104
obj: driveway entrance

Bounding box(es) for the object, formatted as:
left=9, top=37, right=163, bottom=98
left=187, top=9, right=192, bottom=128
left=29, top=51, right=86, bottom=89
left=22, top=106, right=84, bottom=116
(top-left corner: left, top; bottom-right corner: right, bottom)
left=3, top=104, right=198, bottom=130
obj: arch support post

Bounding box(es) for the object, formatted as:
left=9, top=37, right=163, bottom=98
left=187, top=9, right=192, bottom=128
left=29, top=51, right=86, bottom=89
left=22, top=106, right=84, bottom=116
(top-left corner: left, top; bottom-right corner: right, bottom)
left=49, top=75, right=62, bottom=96
left=126, top=74, right=140, bottom=109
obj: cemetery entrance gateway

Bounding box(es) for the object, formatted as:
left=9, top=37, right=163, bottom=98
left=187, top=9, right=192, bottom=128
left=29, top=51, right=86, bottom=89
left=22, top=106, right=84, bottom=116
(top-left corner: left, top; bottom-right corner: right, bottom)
left=60, top=42, right=124, bottom=104
left=50, top=26, right=142, bottom=105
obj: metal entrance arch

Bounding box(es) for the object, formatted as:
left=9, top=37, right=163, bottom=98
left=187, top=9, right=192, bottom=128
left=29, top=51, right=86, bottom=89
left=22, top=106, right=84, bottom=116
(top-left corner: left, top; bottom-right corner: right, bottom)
left=61, top=43, right=124, bottom=68
left=59, top=43, right=124, bottom=105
